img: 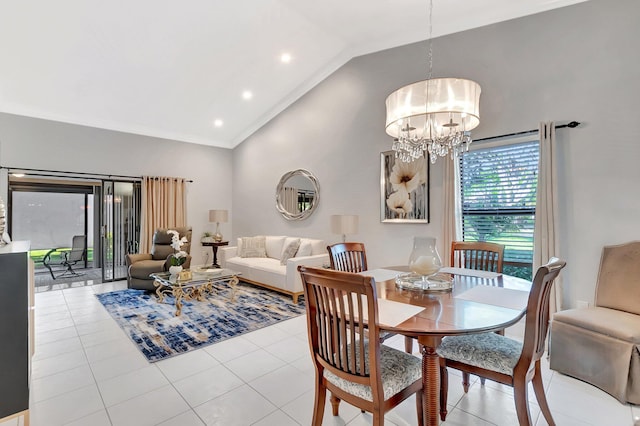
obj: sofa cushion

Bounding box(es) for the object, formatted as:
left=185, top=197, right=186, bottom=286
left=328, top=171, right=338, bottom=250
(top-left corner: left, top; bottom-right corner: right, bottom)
left=265, top=236, right=286, bottom=259
left=240, top=236, right=267, bottom=258
left=280, top=238, right=301, bottom=265
left=296, top=240, right=313, bottom=257
left=297, top=238, right=325, bottom=256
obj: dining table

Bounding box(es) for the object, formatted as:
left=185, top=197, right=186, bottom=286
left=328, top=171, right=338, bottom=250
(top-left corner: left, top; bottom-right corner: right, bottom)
left=360, top=266, right=532, bottom=426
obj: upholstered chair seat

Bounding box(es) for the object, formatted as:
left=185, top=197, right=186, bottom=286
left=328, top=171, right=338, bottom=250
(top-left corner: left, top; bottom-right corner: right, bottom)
left=550, top=241, right=640, bottom=405
left=437, top=333, right=522, bottom=376
left=324, top=341, right=422, bottom=402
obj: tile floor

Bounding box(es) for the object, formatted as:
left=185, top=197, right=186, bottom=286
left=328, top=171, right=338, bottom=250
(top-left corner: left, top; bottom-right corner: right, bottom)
left=2, top=280, right=638, bottom=426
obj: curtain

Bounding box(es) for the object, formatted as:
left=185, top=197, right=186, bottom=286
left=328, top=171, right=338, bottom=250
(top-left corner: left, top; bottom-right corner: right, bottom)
left=281, top=187, right=298, bottom=213
left=442, top=157, right=462, bottom=266
left=140, top=176, right=187, bottom=253
left=533, top=121, right=562, bottom=314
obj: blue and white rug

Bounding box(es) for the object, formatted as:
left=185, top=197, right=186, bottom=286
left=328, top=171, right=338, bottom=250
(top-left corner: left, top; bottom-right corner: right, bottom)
left=96, top=281, right=306, bottom=362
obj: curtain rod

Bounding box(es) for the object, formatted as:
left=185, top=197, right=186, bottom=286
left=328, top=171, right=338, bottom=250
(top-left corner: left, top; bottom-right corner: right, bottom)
left=473, top=121, right=580, bottom=143
left=0, top=166, right=193, bottom=182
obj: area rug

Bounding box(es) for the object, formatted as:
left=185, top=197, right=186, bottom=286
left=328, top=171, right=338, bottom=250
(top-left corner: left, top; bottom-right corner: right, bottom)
left=95, top=281, right=306, bottom=362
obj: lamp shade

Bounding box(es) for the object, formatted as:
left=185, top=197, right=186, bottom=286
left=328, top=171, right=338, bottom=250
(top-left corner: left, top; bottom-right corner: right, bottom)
left=385, top=78, right=481, bottom=139
left=331, top=215, right=359, bottom=235
left=209, top=209, right=228, bottom=223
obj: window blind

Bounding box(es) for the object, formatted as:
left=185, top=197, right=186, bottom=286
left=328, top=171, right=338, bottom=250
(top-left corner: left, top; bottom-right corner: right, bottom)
left=460, top=140, right=539, bottom=265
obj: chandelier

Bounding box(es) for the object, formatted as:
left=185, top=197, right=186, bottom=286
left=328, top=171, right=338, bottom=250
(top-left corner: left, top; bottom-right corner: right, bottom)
left=385, top=0, right=481, bottom=164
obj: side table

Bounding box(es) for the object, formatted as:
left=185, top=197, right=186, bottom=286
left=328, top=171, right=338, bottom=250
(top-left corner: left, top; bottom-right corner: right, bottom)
left=201, top=241, right=228, bottom=268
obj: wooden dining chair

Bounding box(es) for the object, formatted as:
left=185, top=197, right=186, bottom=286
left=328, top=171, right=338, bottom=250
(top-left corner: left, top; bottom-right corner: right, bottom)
left=436, top=257, right=566, bottom=425
left=298, top=266, right=423, bottom=426
left=450, top=240, right=506, bottom=389
left=450, top=241, right=504, bottom=273
left=327, top=242, right=368, bottom=273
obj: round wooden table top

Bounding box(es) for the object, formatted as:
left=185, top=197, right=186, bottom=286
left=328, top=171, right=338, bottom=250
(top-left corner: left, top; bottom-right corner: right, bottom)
left=371, top=267, right=531, bottom=338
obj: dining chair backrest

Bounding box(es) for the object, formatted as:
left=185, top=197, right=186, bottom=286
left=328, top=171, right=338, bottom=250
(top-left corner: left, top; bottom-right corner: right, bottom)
left=327, top=242, right=368, bottom=273
left=450, top=241, right=504, bottom=273
left=517, top=257, right=566, bottom=375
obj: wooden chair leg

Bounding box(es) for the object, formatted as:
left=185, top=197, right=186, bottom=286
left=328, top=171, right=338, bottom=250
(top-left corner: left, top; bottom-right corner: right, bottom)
left=330, top=393, right=341, bottom=416
left=479, top=376, right=486, bottom=386
left=513, top=378, right=533, bottom=426
left=416, top=389, right=424, bottom=426
left=312, top=379, right=327, bottom=426
left=404, top=336, right=414, bottom=353
left=439, top=362, right=449, bottom=421
left=532, top=361, right=555, bottom=426
left=462, top=372, right=471, bottom=393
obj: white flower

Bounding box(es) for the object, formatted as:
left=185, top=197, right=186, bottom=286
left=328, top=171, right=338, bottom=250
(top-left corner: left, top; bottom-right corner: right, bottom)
left=389, top=156, right=426, bottom=194
left=167, top=229, right=188, bottom=251
left=386, top=190, right=413, bottom=218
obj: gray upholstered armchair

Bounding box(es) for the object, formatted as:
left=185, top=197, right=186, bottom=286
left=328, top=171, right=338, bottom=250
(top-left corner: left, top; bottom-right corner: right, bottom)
left=549, top=241, right=640, bottom=405
left=126, top=227, right=192, bottom=291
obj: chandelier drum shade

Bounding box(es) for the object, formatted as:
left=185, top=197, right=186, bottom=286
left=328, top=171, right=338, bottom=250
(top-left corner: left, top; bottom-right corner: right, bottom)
left=384, top=0, right=481, bottom=164
left=385, top=78, right=481, bottom=164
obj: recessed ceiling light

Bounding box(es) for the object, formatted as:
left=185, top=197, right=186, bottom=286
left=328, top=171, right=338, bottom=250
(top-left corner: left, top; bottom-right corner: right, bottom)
left=213, top=119, right=224, bottom=127
left=11, top=173, right=25, bottom=178
left=242, top=90, right=253, bottom=100
left=280, top=53, right=292, bottom=63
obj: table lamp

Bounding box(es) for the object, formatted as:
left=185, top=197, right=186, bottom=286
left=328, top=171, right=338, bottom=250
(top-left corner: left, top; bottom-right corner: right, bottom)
left=209, top=209, right=228, bottom=242
left=330, top=214, right=359, bottom=243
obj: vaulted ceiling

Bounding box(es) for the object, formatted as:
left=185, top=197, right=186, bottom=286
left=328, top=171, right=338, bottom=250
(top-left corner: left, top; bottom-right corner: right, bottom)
left=0, top=0, right=587, bottom=149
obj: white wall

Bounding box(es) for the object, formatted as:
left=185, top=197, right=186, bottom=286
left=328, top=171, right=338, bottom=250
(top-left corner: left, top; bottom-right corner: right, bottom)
left=232, top=0, right=640, bottom=309
left=0, top=113, right=233, bottom=267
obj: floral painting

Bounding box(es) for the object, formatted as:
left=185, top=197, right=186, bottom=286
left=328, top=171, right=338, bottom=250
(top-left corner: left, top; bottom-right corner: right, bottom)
left=380, top=151, right=429, bottom=223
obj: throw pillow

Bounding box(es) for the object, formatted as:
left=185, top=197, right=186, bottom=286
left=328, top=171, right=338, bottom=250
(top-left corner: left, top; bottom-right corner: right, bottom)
left=239, top=236, right=267, bottom=258
left=280, top=238, right=301, bottom=265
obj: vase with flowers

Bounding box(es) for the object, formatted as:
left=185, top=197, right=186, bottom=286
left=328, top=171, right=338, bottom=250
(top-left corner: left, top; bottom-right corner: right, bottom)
left=167, top=229, right=188, bottom=275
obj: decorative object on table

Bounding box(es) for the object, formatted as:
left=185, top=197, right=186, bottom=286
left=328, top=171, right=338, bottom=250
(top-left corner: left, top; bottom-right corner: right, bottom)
left=0, top=196, right=7, bottom=246
left=167, top=229, right=188, bottom=275
left=208, top=209, right=228, bottom=242
left=330, top=214, right=359, bottom=243
left=275, top=169, right=320, bottom=221
left=396, top=236, right=452, bottom=291
left=201, top=231, right=214, bottom=243
left=380, top=150, right=429, bottom=223
left=384, top=0, right=480, bottom=164
left=95, top=282, right=306, bottom=362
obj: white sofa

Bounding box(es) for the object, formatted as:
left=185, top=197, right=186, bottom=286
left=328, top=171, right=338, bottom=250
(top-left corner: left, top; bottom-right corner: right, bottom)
left=218, top=236, right=329, bottom=303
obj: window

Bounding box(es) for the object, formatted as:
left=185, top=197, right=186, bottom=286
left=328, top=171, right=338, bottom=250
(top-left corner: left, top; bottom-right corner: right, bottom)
left=459, top=139, right=539, bottom=279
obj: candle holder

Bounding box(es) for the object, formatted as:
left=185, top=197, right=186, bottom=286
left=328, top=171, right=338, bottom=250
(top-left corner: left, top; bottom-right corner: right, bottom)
left=396, top=236, right=452, bottom=291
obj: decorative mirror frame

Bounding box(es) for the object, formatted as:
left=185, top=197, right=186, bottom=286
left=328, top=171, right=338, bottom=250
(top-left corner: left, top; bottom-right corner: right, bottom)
left=275, top=169, right=320, bottom=221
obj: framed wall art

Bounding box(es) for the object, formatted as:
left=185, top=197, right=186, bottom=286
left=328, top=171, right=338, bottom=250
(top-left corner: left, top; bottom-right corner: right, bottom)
left=380, top=150, right=429, bottom=223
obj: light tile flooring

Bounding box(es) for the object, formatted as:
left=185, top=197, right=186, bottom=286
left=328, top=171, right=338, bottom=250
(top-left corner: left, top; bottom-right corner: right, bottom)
left=2, top=281, right=638, bottom=426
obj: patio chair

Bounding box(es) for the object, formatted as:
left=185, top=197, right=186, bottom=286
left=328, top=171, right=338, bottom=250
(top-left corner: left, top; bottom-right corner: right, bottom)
left=42, top=235, right=87, bottom=279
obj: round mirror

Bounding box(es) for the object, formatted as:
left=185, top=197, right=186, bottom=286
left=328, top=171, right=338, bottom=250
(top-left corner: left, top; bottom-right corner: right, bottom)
left=276, top=169, right=320, bottom=221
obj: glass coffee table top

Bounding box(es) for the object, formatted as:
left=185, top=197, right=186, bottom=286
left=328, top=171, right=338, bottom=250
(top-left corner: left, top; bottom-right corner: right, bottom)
left=150, top=266, right=241, bottom=316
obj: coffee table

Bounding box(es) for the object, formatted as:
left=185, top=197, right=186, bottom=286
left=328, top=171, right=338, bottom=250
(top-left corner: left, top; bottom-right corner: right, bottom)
left=150, top=267, right=240, bottom=316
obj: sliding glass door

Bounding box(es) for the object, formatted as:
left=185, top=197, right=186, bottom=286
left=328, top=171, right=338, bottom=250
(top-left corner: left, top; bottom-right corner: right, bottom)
left=101, top=181, right=141, bottom=282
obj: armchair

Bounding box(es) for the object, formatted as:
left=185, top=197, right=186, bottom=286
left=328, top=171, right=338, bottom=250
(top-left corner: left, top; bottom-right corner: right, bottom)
left=126, top=227, right=192, bottom=291
left=549, top=241, right=640, bottom=404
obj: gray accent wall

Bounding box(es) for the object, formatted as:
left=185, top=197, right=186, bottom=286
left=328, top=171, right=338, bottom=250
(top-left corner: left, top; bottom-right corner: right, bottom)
left=0, top=113, right=233, bottom=266
left=232, top=0, right=640, bottom=308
